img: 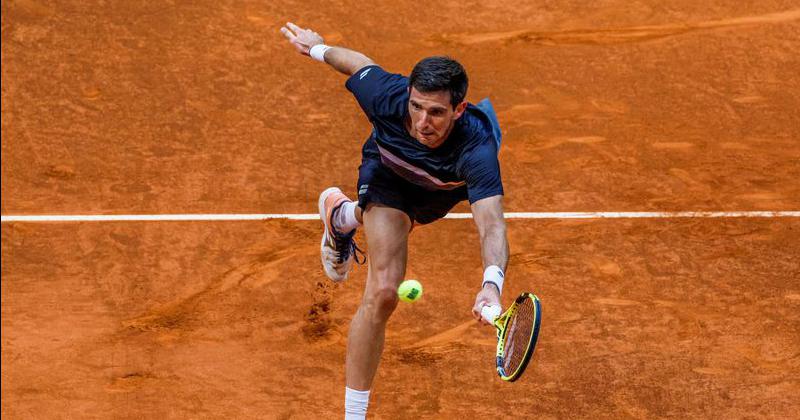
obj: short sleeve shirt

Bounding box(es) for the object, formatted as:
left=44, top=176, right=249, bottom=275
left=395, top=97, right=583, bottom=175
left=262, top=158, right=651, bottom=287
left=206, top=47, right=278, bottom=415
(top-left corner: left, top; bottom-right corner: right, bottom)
left=345, top=65, right=503, bottom=204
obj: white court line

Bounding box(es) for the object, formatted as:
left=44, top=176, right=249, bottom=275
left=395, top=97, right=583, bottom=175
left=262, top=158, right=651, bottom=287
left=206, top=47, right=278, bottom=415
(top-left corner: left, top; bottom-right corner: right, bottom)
left=1, top=211, right=799, bottom=222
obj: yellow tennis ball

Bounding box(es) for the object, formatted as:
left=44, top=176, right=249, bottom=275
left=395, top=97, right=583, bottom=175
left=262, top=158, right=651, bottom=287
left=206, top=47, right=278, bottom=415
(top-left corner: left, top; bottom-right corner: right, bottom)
left=398, top=279, right=423, bottom=303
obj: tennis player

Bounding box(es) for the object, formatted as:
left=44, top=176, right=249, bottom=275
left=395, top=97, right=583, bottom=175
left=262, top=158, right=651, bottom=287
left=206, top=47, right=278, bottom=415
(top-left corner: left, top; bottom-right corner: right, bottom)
left=281, top=22, right=509, bottom=419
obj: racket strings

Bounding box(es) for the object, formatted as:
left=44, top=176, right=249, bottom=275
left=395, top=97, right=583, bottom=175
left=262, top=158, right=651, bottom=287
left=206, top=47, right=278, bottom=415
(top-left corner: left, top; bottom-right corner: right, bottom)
left=502, top=299, right=534, bottom=373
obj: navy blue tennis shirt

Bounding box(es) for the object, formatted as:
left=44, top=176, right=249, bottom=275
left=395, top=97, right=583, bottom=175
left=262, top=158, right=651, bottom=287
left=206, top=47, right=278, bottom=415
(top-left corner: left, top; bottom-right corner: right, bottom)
left=345, top=65, right=503, bottom=204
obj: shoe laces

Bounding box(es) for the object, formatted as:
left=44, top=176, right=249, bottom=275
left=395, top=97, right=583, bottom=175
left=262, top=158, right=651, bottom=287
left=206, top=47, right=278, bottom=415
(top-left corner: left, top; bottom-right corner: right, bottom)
left=333, top=229, right=366, bottom=265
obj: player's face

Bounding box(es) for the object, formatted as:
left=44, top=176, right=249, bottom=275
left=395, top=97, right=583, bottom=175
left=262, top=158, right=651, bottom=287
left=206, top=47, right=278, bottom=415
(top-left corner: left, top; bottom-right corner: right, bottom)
left=407, top=87, right=467, bottom=148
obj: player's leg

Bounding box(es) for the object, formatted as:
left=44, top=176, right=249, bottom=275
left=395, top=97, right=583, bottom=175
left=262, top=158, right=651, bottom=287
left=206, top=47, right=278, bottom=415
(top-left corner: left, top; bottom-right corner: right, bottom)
left=317, top=157, right=381, bottom=283
left=342, top=153, right=412, bottom=418
left=345, top=203, right=411, bottom=416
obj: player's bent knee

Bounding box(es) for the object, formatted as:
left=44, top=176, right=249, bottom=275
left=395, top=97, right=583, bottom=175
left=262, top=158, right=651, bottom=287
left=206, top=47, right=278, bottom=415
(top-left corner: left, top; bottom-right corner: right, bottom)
left=363, top=286, right=399, bottom=321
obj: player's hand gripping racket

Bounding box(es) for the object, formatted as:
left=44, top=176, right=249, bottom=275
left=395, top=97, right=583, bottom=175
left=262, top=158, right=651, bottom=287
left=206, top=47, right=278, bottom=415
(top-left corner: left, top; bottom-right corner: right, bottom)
left=480, top=292, right=542, bottom=382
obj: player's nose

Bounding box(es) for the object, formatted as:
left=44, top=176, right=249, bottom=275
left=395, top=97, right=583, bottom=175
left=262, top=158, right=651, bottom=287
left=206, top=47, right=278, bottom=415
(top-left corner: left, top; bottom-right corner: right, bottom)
left=419, top=111, right=432, bottom=123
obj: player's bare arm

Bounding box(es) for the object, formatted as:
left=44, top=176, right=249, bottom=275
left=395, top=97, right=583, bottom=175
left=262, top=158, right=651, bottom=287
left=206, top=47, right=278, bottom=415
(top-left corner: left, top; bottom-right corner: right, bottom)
left=280, top=22, right=375, bottom=76
left=469, top=194, right=509, bottom=324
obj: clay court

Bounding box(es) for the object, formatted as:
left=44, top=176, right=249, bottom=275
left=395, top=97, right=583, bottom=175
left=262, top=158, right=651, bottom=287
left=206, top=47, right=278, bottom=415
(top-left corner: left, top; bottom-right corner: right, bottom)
left=3, top=1, right=800, bottom=418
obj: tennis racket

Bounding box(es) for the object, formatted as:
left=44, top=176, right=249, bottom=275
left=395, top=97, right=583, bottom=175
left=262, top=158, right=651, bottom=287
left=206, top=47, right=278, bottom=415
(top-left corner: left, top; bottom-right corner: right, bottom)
left=480, top=292, right=542, bottom=382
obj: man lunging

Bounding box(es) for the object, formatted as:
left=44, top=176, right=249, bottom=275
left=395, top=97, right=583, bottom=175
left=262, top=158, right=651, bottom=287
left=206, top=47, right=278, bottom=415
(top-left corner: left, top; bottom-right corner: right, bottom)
left=281, top=22, right=509, bottom=420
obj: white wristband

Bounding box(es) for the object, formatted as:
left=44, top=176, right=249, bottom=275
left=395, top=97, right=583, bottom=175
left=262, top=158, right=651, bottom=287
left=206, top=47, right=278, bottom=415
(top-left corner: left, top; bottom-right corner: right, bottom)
left=309, top=44, right=331, bottom=62
left=482, top=265, right=504, bottom=295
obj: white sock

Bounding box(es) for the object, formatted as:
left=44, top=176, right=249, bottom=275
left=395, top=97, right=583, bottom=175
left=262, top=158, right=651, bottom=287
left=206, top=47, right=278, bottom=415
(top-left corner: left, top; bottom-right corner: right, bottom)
left=334, top=201, right=361, bottom=234
left=344, top=387, right=370, bottom=420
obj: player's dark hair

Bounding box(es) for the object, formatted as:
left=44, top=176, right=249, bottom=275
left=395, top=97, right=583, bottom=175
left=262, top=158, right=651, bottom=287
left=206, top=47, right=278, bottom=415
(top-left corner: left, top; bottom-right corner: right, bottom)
left=409, top=56, right=468, bottom=108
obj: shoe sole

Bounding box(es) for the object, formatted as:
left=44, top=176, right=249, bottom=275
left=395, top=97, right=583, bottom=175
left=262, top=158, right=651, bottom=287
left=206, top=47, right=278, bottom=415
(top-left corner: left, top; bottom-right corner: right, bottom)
left=318, top=187, right=346, bottom=282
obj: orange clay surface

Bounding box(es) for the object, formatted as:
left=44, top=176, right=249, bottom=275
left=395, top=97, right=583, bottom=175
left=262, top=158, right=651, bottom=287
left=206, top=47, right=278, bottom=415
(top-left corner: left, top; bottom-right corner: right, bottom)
left=2, top=1, right=800, bottom=418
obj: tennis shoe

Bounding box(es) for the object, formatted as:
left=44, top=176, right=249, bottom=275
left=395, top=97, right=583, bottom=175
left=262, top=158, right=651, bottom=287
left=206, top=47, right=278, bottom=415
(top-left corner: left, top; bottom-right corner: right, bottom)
left=318, top=187, right=364, bottom=282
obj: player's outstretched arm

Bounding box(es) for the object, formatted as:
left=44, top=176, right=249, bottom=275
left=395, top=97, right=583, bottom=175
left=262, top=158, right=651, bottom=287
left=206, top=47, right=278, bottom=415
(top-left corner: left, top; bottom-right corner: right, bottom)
left=470, top=195, right=509, bottom=324
left=280, top=22, right=376, bottom=76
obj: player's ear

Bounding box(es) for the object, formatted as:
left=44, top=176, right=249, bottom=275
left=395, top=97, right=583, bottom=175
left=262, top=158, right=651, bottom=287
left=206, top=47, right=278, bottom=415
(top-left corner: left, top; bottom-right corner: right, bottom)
left=453, top=100, right=468, bottom=119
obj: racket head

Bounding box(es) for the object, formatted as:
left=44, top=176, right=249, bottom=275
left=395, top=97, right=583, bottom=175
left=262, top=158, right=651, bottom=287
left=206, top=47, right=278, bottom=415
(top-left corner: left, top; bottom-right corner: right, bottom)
left=495, top=292, right=541, bottom=382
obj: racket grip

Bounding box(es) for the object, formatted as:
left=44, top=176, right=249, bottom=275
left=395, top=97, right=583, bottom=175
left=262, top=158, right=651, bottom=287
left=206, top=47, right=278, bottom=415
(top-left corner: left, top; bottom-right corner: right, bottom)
left=481, top=305, right=502, bottom=323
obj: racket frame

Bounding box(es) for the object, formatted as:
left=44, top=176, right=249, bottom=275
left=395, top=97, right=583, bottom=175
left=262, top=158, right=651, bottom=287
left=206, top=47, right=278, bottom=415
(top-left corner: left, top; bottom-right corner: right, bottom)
left=492, top=292, right=542, bottom=381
